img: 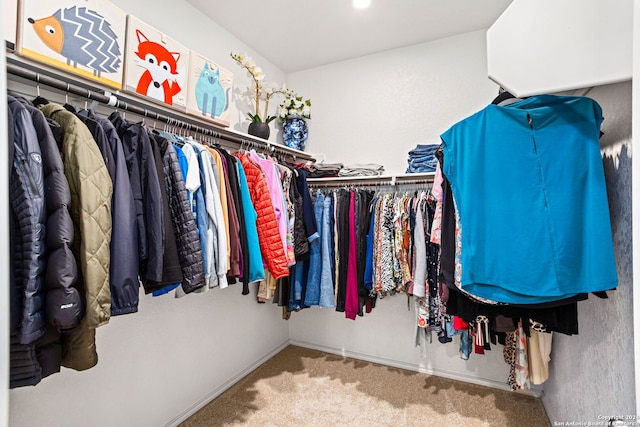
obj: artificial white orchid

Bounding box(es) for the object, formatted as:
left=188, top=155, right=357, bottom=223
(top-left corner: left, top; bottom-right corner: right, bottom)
left=231, top=52, right=284, bottom=124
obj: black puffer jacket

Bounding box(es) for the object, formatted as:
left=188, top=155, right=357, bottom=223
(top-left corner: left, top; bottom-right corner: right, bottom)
left=8, top=95, right=47, bottom=345
left=12, top=94, right=82, bottom=330
left=7, top=105, right=41, bottom=389
left=154, top=133, right=205, bottom=293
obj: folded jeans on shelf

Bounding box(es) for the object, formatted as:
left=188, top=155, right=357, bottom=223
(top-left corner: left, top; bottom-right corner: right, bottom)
left=408, top=144, right=439, bottom=156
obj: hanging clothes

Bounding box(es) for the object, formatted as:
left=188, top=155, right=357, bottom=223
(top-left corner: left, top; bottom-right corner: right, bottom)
left=234, top=159, right=265, bottom=284
left=208, top=148, right=232, bottom=273
left=440, top=94, right=618, bottom=304
left=40, top=102, right=113, bottom=371
left=191, top=140, right=228, bottom=289
left=153, top=132, right=205, bottom=294
left=234, top=153, right=289, bottom=279
left=109, top=111, right=164, bottom=285
left=214, top=148, right=242, bottom=279
left=344, top=190, right=359, bottom=320
left=8, top=96, right=48, bottom=387
left=318, top=192, right=336, bottom=308
left=143, top=130, right=183, bottom=293
left=303, top=192, right=324, bottom=307
left=86, top=111, right=139, bottom=315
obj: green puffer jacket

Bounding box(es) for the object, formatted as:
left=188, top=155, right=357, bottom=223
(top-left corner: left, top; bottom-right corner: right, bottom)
left=39, top=103, right=112, bottom=370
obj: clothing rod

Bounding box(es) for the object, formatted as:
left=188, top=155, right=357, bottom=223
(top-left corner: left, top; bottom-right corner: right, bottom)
left=5, top=57, right=315, bottom=162
left=307, top=173, right=434, bottom=187
left=307, top=179, right=433, bottom=188
left=308, top=180, right=395, bottom=188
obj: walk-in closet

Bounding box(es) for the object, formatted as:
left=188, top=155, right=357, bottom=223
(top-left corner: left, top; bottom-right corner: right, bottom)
left=2, top=0, right=638, bottom=426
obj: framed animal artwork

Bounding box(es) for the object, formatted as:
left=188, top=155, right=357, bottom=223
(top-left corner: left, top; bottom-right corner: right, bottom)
left=4, top=0, right=18, bottom=50
left=186, top=52, right=233, bottom=127
left=123, top=15, right=189, bottom=111
left=17, top=0, right=126, bottom=88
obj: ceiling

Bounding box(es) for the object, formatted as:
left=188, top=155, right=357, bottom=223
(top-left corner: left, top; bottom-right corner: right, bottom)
left=187, top=0, right=514, bottom=74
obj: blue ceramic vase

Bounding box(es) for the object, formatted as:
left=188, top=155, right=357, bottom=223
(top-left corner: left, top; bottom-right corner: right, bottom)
left=282, top=115, right=308, bottom=151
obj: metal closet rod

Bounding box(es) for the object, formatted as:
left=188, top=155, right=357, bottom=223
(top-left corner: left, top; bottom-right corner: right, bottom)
left=308, top=177, right=434, bottom=188
left=5, top=61, right=315, bottom=161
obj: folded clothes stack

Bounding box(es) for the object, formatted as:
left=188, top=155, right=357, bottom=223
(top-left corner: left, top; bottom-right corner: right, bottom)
left=338, top=163, right=385, bottom=177
left=307, top=162, right=344, bottom=178
left=406, top=144, right=439, bottom=173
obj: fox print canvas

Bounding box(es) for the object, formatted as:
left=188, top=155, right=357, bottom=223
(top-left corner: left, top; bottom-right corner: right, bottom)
left=17, top=0, right=126, bottom=88
left=186, top=52, right=233, bottom=127
left=123, top=16, right=189, bottom=110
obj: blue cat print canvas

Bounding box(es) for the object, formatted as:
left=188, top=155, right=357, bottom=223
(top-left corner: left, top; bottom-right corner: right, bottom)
left=187, top=52, right=233, bottom=127
left=196, top=63, right=229, bottom=117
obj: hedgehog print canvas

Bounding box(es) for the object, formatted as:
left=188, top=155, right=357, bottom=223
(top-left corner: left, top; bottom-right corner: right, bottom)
left=123, top=16, right=189, bottom=111
left=186, top=52, right=233, bottom=127
left=17, top=0, right=125, bottom=89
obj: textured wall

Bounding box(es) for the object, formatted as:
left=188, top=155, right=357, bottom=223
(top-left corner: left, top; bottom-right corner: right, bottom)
left=542, top=81, right=635, bottom=423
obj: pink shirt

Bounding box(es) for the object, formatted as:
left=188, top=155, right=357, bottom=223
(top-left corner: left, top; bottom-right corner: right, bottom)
left=249, top=150, right=290, bottom=264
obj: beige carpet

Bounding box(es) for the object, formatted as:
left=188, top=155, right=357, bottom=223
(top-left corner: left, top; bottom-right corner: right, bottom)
left=181, top=345, right=550, bottom=427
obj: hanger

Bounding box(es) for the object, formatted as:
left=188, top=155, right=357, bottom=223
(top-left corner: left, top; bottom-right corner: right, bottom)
left=32, top=72, right=51, bottom=107
left=492, top=87, right=524, bottom=106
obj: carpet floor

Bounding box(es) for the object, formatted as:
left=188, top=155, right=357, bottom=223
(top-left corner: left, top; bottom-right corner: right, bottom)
left=181, top=345, right=550, bottom=427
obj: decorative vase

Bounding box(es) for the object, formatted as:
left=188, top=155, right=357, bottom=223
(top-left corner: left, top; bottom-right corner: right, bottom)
left=248, top=121, right=270, bottom=139
left=282, top=115, right=309, bottom=151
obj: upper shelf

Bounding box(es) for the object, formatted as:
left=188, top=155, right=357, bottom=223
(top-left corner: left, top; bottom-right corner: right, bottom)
left=487, top=0, right=633, bottom=97
left=5, top=53, right=315, bottom=162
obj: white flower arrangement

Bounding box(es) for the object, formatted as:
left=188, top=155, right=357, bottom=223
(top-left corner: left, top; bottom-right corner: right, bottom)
left=277, top=92, right=312, bottom=122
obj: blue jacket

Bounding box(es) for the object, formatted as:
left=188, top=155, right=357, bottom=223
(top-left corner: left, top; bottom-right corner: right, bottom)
left=235, top=160, right=265, bottom=283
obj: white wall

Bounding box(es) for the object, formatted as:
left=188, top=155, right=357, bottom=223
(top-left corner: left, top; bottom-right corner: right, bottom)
left=10, top=289, right=288, bottom=427
left=8, top=1, right=290, bottom=426
left=287, top=30, right=515, bottom=389
left=288, top=30, right=499, bottom=175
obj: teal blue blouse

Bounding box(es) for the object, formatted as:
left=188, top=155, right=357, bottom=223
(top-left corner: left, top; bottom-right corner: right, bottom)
left=441, top=95, right=617, bottom=304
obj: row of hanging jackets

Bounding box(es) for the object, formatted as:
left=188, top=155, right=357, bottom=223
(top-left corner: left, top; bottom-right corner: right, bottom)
left=7, top=90, right=320, bottom=388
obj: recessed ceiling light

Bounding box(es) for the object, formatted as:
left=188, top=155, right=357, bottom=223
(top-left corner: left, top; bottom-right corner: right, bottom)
left=353, top=0, right=371, bottom=9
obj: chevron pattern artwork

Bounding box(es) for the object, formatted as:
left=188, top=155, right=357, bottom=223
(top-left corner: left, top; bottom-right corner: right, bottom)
left=18, top=0, right=126, bottom=88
